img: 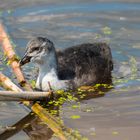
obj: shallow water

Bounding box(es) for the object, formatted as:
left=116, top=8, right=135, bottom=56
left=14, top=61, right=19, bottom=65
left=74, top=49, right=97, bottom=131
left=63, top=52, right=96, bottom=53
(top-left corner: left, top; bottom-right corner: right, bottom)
left=0, top=0, right=140, bottom=139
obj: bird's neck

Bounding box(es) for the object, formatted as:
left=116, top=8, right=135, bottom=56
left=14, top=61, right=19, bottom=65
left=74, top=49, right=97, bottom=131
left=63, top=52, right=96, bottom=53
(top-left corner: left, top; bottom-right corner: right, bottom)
left=36, top=52, right=59, bottom=90
left=39, top=52, right=58, bottom=76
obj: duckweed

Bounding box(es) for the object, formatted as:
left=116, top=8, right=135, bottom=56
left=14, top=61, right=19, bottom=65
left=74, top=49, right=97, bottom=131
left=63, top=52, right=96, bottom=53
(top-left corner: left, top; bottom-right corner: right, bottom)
left=55, top=89, right=65, bottom=95
left=85, top=108, right=92, bottom=112
left=94, top=34, right=102, bottom=39
left=50, top=109, right=58, bottom=115
left=102, top=26, right=112, bottom=35
left=112, top=131, right=119, bottom=135
left=71, top=104, right=80, bottom=109
left=70, top=115, right=81, bottom=119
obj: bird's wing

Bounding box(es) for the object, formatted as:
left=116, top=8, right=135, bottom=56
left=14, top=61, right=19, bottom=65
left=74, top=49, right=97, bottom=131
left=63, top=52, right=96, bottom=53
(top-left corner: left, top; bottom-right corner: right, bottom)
left=57, top=43, right=113, bottom=86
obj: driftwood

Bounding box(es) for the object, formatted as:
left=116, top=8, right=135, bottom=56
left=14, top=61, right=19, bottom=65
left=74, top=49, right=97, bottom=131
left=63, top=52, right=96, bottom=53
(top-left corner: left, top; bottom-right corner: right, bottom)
left=0, top=23, right=68, bottom=140
left=0, top=91, right=50, bottom=101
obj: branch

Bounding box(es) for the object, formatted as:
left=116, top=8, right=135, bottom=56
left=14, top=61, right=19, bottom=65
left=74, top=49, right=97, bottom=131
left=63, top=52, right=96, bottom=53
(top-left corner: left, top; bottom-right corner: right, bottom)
left=0, top=22, right=67, bottom=140
left=0, top=23, right=32, bottom=91
left=0, top=73, right=22, bottom=92
left=0, top=91, right=50, bottom=101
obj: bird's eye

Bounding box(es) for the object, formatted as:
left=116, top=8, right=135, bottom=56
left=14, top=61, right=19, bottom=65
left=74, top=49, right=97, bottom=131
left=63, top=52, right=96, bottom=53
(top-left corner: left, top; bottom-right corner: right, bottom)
left=32, top=47, right=39, bottom=51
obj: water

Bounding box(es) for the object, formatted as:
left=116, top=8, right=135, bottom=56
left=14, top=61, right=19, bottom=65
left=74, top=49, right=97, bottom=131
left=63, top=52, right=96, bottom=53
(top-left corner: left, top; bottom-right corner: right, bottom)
left=0, top=0, right=140, bottom=139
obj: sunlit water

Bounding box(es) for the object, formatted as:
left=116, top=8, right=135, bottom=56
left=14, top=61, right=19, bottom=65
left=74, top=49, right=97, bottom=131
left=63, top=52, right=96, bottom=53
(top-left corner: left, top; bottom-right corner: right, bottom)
left=0, top=0, right=140, bottom=139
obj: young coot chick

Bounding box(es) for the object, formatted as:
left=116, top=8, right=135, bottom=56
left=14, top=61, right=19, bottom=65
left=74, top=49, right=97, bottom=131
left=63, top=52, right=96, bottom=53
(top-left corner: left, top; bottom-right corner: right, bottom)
left=20, top=37, right=113, bottom=91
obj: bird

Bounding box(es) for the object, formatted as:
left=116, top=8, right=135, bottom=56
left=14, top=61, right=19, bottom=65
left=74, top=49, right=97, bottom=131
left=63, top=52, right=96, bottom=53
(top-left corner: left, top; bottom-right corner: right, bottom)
left=20, top=37, right=113, bottom=91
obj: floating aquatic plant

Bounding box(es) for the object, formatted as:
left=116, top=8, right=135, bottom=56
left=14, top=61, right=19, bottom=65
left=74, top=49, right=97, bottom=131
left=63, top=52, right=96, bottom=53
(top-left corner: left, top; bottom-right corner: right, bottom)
left=71, top=104, right=80, bottom=109
left=70, top=115, right=81, bottom=119
left=112, top=131, right=119, bottom=135
left=102, top=26, right=112, bottom=35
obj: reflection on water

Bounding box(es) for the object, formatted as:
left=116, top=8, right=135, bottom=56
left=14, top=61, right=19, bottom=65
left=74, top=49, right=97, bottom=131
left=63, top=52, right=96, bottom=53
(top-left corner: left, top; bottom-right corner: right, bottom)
left=0, top=0, right=140, bottom=139
left=0, top=112, right=54, bottom=140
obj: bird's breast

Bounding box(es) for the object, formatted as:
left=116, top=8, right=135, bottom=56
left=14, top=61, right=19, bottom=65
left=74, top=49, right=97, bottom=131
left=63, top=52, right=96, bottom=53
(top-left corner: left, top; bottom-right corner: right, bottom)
left=36, top=71, right=69, bottom=91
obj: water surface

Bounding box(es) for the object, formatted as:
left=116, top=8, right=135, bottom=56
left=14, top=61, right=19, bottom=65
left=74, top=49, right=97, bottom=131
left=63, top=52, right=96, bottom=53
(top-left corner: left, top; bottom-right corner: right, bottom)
left=0, top=0, right=140, bottom=139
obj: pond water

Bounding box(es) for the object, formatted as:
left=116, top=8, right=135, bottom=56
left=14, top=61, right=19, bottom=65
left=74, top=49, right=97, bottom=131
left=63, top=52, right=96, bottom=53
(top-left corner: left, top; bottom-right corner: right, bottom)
left=0, top=0, right=140, bottom=139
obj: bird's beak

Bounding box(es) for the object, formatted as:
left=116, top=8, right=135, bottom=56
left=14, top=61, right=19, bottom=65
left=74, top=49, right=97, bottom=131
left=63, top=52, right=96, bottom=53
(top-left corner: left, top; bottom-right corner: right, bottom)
left=19, top=53, right=31, bottom=66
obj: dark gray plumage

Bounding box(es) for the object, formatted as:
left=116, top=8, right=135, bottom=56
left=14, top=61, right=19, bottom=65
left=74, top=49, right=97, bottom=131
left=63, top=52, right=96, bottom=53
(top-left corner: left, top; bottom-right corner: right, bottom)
left=57, top=43, right=113, bottom=88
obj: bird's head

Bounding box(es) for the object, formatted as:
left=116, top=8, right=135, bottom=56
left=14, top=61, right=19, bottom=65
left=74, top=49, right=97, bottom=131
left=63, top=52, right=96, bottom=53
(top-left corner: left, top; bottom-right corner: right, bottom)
left=20, top=37, right=55, bottom=66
